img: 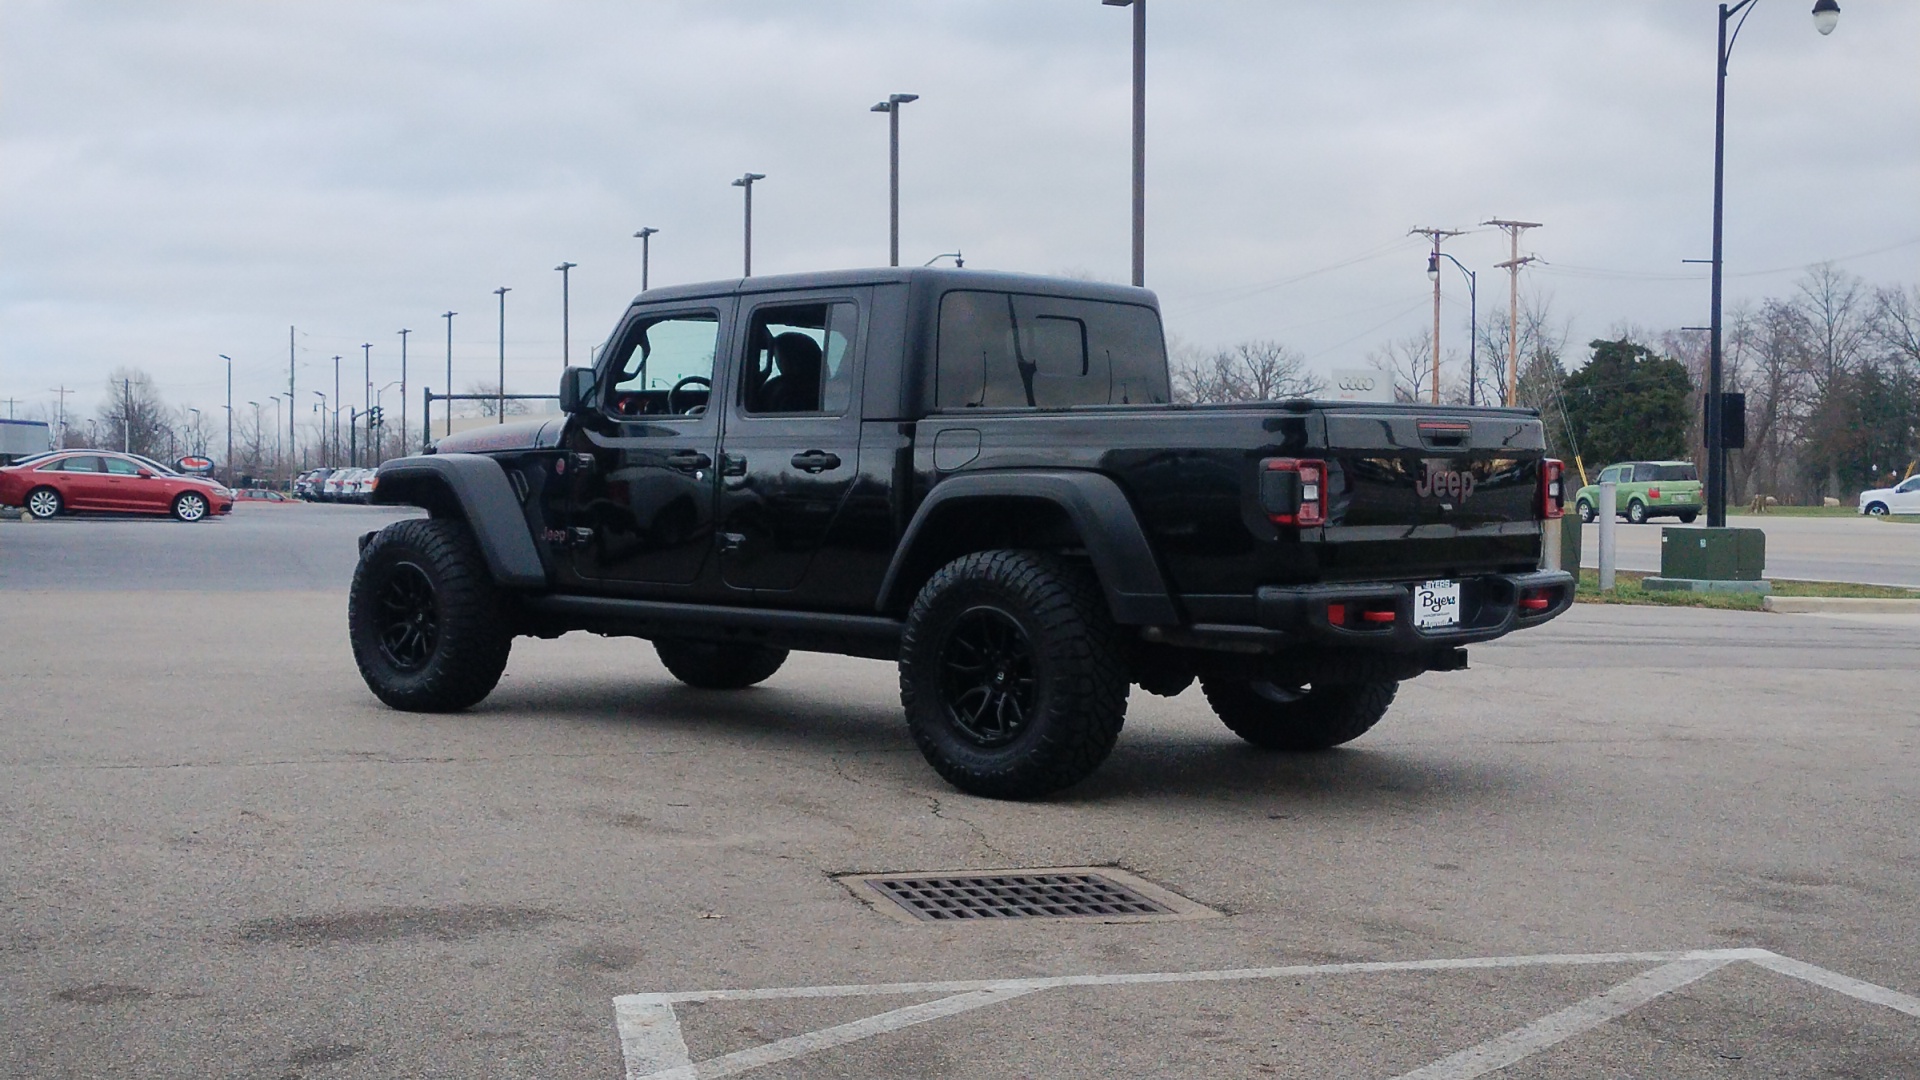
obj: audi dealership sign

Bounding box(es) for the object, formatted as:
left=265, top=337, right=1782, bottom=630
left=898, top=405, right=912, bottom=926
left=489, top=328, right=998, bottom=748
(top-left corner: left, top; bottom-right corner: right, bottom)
left=1328, top=368, right=1393, bottom=403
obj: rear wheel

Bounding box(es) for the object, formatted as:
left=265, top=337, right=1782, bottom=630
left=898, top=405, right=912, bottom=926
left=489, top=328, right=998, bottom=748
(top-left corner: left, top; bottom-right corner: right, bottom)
left=349, top=518, right=511, bottom=712
left=1677, top=511, right=1698, bottom=524
left=1201, top=676, right=1397, bottom=751
left=1576, top=499, right=1596, bottom=524
left=172, top=491, right=209, bottom=522
left=25, top=487, right=62, bottom=520
left=899, top=550, right=1128, bottom=800
left=653, top=639, right=788, bottom=690
left=1626, top=499, right=1648, bottom=524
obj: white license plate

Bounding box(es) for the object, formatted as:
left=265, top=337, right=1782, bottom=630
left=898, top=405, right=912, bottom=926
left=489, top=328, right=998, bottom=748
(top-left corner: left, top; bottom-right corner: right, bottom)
left=1415, top=579, right=1460, bottom=629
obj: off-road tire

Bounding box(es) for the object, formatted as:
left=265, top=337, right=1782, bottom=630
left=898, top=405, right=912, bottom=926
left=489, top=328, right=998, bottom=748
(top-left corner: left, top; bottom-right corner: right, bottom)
left=172, top=491, right=209, bottom=522
left=24, top=487, right=62, bottom=520
left=1577, top=499, right=1596, bottom=524
left=653, top=639, right=788, bottom=689
left=349, top=517, right=512, bottom=712
left=1200, top=676, right=1398, bottom=751
left=899, top=550, right=1128, bottom=800
left=1626, top=499, right=1648, bottom=525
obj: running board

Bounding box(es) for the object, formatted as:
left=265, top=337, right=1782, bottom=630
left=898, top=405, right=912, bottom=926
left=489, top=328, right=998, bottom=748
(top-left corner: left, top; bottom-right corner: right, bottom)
left=522, top=594, right=904, bottom=661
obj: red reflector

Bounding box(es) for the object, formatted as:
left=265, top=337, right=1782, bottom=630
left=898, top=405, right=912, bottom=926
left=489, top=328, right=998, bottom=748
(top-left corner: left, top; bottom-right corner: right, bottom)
left=1520, top=590, right=1552, bottom=612
left=1327, top=603, right=1346, bottom=626
left=1360, top=608, right=1396, bottom=624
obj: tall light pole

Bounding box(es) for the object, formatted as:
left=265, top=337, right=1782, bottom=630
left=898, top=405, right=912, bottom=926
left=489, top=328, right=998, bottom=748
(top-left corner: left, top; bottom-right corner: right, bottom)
left=397, top=327, right=410, bottom=457
left=732, top=173, right=765, bottom=277
left=441, top=311, right=456, bottom=439
left=220, top=354, right=232, bottom=483
left=270, top=395, right=282, bottom=473
left=312, top=392, right=327, bottom=466
left=633, top=228, right=658, bottom=291
left=187, top=407, right=201, bottom=455
left=1103, top=0, right=1146, bottom=287
left=1704, top=0, right=1839, bottom=527
left=869, top=94, right=919, bottom=266
left=332, top=355, right=342, bottom=466
left=1434, top=252, right=1479, bottom=406
left=554, top=262, right=577, bottom=369
left=247, top=400, right=261, bottom=473
left=494, top=286, right=511, bottom=423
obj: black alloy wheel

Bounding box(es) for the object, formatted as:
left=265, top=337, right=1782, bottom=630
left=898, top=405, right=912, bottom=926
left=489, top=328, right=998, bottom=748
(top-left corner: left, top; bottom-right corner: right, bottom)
left=937, top=607, right=1038, bottom=748
left=374, top=561, right=439, bottom=672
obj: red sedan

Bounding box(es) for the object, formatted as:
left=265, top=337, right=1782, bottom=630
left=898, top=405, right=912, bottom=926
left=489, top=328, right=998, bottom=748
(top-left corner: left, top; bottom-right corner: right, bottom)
left=0, top=451, right=234, bottom=522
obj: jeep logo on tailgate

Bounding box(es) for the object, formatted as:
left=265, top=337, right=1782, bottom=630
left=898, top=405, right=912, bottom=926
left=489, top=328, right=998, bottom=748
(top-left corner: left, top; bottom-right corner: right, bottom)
left=1415, top=461, right=1475, bottom=505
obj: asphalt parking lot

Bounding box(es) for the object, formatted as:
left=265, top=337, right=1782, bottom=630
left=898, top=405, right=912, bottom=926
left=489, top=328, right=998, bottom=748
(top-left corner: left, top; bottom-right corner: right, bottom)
left=4, top=507, right=1918, bottom=1077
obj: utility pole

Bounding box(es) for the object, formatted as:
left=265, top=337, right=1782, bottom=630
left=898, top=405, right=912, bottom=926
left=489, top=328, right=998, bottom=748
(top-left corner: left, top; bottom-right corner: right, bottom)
left=633, top=228, right=658, bottom=291
left=1485, top=218, right=1542, bottom=406
left=123, top=378, right=132, bottom=453
left=1409, top=228, right=1466, bottom=403
left=333, top=355, right=342, bottom=465
left=2, top=398, right=16, bottom=419
left=361, top=342, right=372, bottom=433
left=732, top=173, right=765, bottom=276
left=494, top=287, right=511, bottom=423
left=221, top=354, right=233, bottom=482
left=288, top=326, right=297, bottom=485
left=442, top=311, right=456, bottom=439
left=554, top=262, right=576, bottom=369
left=50, top=386, right=72, bottom=447
left=397, top=327, right=411, bottom=457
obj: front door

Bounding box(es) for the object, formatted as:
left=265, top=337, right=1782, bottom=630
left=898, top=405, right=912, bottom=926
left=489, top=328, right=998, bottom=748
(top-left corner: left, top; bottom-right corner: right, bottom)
left=101, top=456, right=155, bottom=511
left=568, top=304, right=732, bottom=591
left=715, top=294, right=866, bottom=596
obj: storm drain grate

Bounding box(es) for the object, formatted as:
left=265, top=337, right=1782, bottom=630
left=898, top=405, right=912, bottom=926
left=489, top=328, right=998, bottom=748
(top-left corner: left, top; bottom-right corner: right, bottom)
left=842, top=867, right=1217, bottom=923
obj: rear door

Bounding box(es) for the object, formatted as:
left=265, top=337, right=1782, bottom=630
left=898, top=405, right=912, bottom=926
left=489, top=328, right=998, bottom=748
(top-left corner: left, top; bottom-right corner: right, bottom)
left=49, top=455, right=110, bottom=510
left=714, top=291, right=867, bottom=597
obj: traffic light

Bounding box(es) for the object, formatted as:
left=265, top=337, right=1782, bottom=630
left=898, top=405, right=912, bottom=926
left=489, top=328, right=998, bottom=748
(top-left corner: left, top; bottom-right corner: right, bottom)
left=367, top=406, right=383, bottom=429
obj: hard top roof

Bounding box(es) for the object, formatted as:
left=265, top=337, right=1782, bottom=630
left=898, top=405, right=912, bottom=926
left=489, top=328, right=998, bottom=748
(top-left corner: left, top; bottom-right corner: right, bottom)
left=629, top=266, right=1157, bottom=308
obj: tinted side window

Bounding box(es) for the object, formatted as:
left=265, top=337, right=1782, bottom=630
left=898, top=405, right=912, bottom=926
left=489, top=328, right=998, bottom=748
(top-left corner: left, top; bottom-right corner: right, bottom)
left=607, top=312, right=720, bottom=417
left=1645, top=464, right=1697, bottom=482
left=936, top=291, right=1169, bottom=409
left=740, top=302, right=858, bottom=415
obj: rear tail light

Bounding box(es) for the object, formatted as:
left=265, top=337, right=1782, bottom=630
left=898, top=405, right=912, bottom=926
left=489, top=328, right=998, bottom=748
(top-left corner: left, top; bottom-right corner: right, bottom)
left=1539, top=458, right=1565, bottom=519
left=1648, top=487, right=1661, bottom=500
left=1261, top=457, right=1328, bottom=527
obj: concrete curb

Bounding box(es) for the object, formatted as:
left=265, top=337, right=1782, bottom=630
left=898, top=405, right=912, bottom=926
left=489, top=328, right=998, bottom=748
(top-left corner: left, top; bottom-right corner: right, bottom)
left=1763, top=595, right=1920, bottom=614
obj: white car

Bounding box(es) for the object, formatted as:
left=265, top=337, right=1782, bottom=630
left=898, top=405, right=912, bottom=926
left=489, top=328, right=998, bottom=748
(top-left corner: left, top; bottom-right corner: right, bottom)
left=1859, top=476, right=1920, bottom=516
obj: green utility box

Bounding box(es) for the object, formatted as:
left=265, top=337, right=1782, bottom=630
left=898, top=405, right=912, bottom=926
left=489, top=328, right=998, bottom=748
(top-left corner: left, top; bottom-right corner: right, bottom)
left=1659, top=527, right=1766, bottom=581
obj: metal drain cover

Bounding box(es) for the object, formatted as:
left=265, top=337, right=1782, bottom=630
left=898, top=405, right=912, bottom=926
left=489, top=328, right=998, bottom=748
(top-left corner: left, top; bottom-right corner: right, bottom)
left=841, top=867, right=1218, bottom=924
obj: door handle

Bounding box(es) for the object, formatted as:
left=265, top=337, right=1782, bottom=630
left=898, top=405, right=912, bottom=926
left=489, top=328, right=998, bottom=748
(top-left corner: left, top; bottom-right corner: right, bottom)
left=790, top=450, right=841, bottom=473
left=665, top=451, right=711, bottom=472
left=720, top=452, right=747, bottom=477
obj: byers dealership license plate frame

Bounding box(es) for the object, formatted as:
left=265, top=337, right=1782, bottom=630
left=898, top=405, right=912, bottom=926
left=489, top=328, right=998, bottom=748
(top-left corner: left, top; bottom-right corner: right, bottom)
left=1415, top=579, right=1460, bottom=629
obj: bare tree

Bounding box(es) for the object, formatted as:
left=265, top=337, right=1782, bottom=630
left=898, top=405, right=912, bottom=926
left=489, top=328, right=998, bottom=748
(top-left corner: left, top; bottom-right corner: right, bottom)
left=1368, top=328, right=1445, bottom=403
left=1477, top=292, right=1571, bottom=407
left=1172, top=340, right=1323, bottom=404
left=1796, top=263, right=1871, bottom=394
left=463, top=381, right=529, bottom=418
left=1870, top=283, right=1920, bottom=371
left=96, top=368, right=175, bottom=458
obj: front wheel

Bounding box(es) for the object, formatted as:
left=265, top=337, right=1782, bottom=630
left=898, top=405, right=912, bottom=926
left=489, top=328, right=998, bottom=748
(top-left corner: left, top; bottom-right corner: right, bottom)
left=1626, top=500, right=1648, bottom=525
left=349, top=518, right=512, bottom=712
left=1576, top=500, right=1596, bottom=524
left=1866, top=502, right=1890, bottom=517
left=899, top=550, right=1128, bottom=800
left=25, top=487, right=62, bottom=520
left=653, top=639, right=788, bottom=689
left=1201, top=677, right=1397, bottom=751
left=172, top=491, right=209, bottom=522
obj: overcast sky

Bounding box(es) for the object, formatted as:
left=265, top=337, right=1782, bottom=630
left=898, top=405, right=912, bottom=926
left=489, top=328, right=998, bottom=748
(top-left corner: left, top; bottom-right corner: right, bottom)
left=2, top=1, right=1915, bottom=426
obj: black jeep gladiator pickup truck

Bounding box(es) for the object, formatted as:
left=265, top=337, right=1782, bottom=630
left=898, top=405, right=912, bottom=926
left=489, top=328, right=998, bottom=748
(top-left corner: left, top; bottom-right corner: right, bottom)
left=351, top=267, right=1572, bottom=799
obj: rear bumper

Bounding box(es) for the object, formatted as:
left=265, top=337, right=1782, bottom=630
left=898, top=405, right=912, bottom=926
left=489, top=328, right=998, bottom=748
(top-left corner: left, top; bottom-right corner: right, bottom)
left=1250, top=570, right=1575, bottom=650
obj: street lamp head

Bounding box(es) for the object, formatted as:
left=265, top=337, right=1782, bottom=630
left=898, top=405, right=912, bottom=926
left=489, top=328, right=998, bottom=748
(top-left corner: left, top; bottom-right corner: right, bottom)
left=1101, top=0, right=1136, bottom=6
left=633, top=227, right=658, bottom=239
left=494, top=286, right=510, bottom=296
left=891, top=93, right=918, bottom=106
left=219, top=354, right=232, bottom=362
left=554, top=261, right=577, bottom=272
left=870, top=101, right=890, bottom=113
left=1426, top=253, right=1441, bottom=282
left=1812, top=0, right=1839, bottom=35
left=732, top=172, right=765, bottom=187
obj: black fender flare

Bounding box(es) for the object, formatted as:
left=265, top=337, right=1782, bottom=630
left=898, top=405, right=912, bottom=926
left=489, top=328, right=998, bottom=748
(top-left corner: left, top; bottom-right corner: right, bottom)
left=370, top=454, right=547, bottom=589
left=876, top=470, right=1179, bottom=625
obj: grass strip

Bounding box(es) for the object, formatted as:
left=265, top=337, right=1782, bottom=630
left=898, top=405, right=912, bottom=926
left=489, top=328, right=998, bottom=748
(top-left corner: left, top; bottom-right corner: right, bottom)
left=1574, top=568, right=1918, bottom=610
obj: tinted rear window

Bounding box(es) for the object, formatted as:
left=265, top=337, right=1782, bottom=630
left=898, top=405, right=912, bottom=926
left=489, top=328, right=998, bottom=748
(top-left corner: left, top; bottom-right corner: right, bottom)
left=1641, top=464, right=1697, bottom=482
left=936, top=291, right=1170, bottom=409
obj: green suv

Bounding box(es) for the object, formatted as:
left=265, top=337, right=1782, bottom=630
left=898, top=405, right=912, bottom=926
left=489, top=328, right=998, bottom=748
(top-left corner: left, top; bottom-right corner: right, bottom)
left=1573, top=460, right=1702, bottom=525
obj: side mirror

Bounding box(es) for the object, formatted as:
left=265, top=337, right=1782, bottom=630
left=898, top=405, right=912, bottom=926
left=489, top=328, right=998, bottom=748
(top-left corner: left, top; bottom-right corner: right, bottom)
left=136, top=469, right=154, bottom=479
left=559, top=366, right=596, bottom=414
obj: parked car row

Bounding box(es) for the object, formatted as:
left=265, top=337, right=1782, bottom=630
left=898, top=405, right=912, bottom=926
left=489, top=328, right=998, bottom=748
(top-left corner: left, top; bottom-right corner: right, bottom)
left=294, top=467, right=379, bottom=503
left=0, top=449, right=235, bottom=521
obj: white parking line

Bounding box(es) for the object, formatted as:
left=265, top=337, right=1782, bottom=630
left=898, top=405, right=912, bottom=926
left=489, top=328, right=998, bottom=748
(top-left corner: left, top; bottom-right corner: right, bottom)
left=613, top=947, right=1918, bottom=1079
